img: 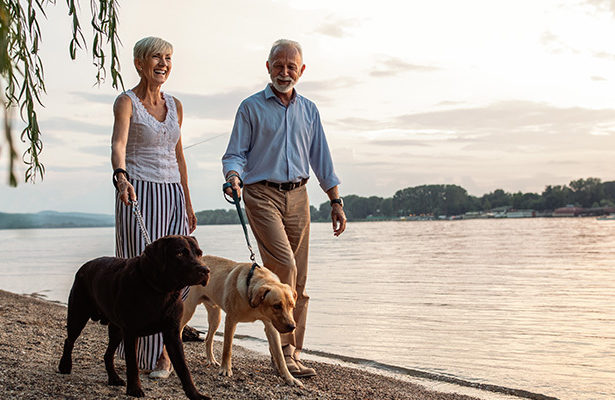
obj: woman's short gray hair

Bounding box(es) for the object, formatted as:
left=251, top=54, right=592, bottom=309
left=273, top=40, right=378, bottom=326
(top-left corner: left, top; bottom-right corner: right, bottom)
left=268, top=39, right=303, bottom=64
left=133, top=37, right=173, bottom=61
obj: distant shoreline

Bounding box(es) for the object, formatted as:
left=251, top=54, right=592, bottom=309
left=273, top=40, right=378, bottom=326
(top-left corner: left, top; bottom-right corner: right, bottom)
left=1, top=211, right=610, bottom=230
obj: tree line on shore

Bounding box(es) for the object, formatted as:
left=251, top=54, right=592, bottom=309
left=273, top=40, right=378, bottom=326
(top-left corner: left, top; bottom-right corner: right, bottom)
left=195, top=177, right=615, bottom=224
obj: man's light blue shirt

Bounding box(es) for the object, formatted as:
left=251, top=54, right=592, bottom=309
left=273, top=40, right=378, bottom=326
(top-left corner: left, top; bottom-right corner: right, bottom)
left=222, top=85, right=340, bottom=192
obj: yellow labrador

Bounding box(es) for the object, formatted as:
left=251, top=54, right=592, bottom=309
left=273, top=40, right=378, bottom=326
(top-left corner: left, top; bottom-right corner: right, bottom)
left=181, top=255, right=302, bottom=387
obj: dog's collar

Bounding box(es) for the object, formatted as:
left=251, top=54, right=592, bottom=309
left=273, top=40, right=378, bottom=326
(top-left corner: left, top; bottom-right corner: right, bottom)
left=246, top=262, right=261, bottom=307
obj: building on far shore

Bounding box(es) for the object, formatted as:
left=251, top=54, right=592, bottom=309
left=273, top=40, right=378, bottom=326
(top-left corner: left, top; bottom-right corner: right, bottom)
left=398, top=205, right=615, bottom=221
left=552, top=206, right=615, bottom=217
left=552, top=206, right=584, bottom=217
left=506, top=209, right=536, bottom=218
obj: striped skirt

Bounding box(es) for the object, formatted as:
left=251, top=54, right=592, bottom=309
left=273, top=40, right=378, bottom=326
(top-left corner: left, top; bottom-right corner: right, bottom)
left=115, top=178, right=189, bottom=370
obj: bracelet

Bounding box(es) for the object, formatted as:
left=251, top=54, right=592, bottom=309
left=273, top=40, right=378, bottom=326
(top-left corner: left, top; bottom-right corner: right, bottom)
left=112, top=168, right=130, bottom=191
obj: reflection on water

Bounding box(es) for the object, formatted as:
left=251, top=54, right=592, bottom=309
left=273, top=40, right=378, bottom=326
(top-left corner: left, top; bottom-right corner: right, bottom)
left=0, top=218, right=613, bottom=400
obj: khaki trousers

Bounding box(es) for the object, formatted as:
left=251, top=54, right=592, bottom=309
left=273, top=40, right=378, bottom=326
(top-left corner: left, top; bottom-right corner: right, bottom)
left=243, top=183, right=310, bottom=354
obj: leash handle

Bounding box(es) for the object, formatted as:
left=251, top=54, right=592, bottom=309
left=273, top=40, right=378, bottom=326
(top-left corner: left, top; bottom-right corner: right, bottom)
left=222, top=181, right=243, bottom=204
left=131, top=200, right=152, bottom=246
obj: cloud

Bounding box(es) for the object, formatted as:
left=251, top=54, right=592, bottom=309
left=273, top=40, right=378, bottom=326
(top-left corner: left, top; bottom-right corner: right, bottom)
left=298, top=77, right=360, bottom=104
left=332, top=100, right=615, bottom=154
left=540, top=31, right=580, bottom=55
left=333, top=116, right=390, bottom=131
left=368, top=139, right=431, bottom=147
left=177, top=89, right=260, bottom=119
left=591, top=75, right=607, bottom=81
left=370, top=57, right=439, bottom=77
left=314, top=16, right=360, bottom=38
left=40, top=117, right=110, bottom=136
left=337, top=100, right=615, bottom=134
left=72, top=88, right=259, bottom=120
left=436, top=100, right=466, bottom=107
left=593, top=51, right=615, bottom=60
left=300, top=77, right=359, bottom=92
left=72, top=79, right=361, bottom=120
left=582, top=0, right=615, bottom=16
left=79, top=145, right=111, bottom=158
left=71, top=91, right=116, bottom=105
left=396, top=101, right=615, bottom=132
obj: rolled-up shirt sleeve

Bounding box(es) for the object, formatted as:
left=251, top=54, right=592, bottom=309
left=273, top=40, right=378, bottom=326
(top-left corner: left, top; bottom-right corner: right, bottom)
left=222, top=105, right=252, bottom=178
left=309, top=109, right=340, bottom=192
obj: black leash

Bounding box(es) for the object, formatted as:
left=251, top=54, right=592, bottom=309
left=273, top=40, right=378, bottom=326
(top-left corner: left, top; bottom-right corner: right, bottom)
left=223, top=181, right=260, bottom=292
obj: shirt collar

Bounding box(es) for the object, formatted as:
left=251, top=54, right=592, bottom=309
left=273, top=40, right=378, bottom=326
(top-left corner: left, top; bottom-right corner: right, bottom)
left=265, top=84, right=298, bottom=104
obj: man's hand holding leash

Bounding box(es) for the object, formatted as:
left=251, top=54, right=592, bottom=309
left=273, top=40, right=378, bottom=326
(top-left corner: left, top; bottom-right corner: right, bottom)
left=224, top=171, right=243, bottom=199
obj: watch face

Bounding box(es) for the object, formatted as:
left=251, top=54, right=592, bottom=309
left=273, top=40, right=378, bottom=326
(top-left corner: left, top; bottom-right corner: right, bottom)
left=331, top=198, right=343, bottom=207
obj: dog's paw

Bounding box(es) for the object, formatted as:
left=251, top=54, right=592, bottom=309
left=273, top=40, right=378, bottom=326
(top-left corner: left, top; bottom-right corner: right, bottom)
left=126, top=385, right=145, bottom=397
left=206, top=358, right=220, bottom=367
left=286, top=376, right=304, bottom=387
left=189, top=394, right=211, bottom=400
left=58, top=357, right=72, bottom=374
left=186, top=388, right=211, bottom=400
left=218, top=366, right=233, bottom=377
left=108, top=375, right=126, bottom=386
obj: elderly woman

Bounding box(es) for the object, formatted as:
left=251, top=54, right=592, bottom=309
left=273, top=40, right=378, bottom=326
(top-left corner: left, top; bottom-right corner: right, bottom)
left=111, top=37, right=196, bottom=378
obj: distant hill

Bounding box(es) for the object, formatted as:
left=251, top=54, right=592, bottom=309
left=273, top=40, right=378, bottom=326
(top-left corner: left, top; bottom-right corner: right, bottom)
left=0, top=211, right=114, bottom=229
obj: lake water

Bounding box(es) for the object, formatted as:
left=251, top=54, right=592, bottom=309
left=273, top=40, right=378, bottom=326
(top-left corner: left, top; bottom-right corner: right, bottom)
left=0, top=219, right=613, bottom=400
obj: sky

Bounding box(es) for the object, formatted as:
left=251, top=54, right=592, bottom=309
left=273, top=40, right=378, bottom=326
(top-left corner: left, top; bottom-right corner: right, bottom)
left=2, top=0, right=615, bottom=214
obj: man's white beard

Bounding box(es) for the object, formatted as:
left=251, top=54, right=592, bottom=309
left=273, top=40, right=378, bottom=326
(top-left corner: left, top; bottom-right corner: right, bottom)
left=271, top=77, right=296, bottom=93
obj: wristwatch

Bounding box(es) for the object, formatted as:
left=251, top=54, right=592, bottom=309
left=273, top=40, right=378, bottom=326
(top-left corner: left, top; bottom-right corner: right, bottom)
left=330, top=198, right=343, bottom=207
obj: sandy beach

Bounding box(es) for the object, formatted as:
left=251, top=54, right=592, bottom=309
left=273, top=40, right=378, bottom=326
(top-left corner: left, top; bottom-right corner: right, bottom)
left=0, top=289, right=485, bottom=400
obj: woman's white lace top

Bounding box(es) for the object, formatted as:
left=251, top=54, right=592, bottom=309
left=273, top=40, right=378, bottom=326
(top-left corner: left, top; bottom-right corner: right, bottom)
left=123, top=90, right=181, bottom=183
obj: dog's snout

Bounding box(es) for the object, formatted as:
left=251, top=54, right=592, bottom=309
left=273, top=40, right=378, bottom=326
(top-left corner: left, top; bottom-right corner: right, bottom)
left=286, top=323, right=296, bottom=333
left=198, top=266, right=210, bottom=286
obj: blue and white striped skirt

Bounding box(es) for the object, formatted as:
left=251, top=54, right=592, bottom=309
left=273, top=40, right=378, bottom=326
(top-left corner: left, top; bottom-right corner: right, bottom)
left=115, top=178, right=190, bottom=370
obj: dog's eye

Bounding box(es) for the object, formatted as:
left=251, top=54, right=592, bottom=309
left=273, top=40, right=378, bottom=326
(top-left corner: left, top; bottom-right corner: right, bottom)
left=177, top=248, right=189, bottom=257
left=273, top=304, right=282, bottom=310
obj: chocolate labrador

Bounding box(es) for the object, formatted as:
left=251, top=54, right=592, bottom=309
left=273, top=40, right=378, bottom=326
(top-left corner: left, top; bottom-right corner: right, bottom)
left=58, top=235, right=210, bottom=399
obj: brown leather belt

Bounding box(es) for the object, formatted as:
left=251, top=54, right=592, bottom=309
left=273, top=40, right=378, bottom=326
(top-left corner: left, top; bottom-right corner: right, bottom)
left=258, top=178, right=308, bottom=191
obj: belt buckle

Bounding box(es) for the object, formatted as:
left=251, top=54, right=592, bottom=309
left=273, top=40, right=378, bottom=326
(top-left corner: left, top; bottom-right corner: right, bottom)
left=281, top=181, right=295, bottom=191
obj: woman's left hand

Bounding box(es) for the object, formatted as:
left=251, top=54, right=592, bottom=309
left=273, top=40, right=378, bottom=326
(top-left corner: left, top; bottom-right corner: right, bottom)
left=187, top=206, right=197, bottom=233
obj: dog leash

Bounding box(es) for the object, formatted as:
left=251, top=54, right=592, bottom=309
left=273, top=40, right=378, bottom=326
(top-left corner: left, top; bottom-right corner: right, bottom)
left=222, top=182, right=257, bottom=265
left=222, top=182, right=261, bottom=294
left=131, top=200, right=152, bottom=246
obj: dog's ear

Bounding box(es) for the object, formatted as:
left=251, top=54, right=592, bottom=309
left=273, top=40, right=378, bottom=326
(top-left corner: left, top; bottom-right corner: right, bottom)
left=144, top=237, right=163, bottom=261
left=250, top=285, right=271, bottom=308
left=187, top=236, right=203, bottom=257
left=188, top=235, right=199, bottom=247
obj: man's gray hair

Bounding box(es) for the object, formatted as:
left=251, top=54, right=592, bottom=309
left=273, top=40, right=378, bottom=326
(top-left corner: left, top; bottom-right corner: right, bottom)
left=133, top=36, right=173, bottom=61
left=268, top=39, right=303, bottom=64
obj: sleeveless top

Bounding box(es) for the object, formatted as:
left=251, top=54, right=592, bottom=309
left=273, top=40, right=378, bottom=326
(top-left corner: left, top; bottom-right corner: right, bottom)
left=123, top=90, right=181, bottom=183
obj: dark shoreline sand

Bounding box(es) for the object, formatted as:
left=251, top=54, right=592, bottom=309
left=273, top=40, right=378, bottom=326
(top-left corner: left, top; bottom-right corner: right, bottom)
left=0, top=289, right=484, bottom=400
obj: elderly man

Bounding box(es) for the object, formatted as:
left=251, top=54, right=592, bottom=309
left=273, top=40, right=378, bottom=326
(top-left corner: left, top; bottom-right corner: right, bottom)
left=222, top=39, right=346, bottom=378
